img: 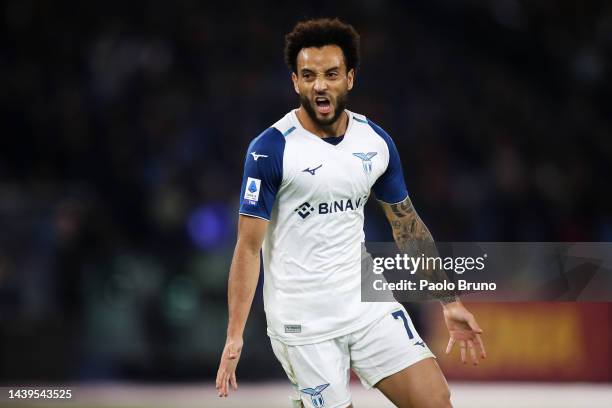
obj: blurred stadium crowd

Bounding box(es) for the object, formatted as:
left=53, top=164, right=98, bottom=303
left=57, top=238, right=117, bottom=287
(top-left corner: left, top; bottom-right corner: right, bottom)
left=0, top=0, right=610, bottom=382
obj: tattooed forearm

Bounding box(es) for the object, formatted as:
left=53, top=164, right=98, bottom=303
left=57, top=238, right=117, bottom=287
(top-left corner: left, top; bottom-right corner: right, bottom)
left=384, top=197, right=457, bottom=304
left=389, top=200, right=414, bottom=218
left=388, top=197, right=433, bottom=246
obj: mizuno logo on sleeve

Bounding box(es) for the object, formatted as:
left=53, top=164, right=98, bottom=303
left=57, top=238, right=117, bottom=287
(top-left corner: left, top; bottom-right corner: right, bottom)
left=250, top=152, right=268, bottom=161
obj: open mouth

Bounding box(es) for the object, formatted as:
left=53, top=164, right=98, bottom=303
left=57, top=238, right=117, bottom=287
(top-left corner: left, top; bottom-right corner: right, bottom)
left=315, top=97, right=332, bottom=115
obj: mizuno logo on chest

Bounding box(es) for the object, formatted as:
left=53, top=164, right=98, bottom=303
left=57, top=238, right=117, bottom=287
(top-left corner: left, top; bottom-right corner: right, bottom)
left=302, top=164, right=322, bottom=175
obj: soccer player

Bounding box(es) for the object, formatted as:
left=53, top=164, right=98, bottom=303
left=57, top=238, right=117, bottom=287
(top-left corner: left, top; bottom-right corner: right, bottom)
left=216, top=18, right=486, bottom=408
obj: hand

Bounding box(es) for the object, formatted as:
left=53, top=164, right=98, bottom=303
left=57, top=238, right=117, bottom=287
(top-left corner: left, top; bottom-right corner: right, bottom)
left=216, top=337, right=243, bottom=397
left=443, top=301, right=486, bottom=365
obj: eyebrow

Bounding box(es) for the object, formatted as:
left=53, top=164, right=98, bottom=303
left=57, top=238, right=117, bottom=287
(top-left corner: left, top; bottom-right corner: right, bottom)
left=300, top=66, right=341, bottom=73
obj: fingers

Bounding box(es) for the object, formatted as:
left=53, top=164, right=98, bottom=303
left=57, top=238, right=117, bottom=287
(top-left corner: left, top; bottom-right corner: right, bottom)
left=216, top=361, right=232, bottom=397
left=449, top=328, right=486, bottom=365
left=222, top=373, right=228, bottom=397
left=467, top=339, right=478, bottom=365
left=217, top=369, right=239, bottom=397
left=230, top=372, right=238, bottom=390
left=216, top=370, right=228, bottom=397
left=445, top=337, right=455, bottom=354
left=474, top=333, right=487, bottom=359
left=216, top=339, right=243, bottom=398
left=215, top=367, right=223, bottom=394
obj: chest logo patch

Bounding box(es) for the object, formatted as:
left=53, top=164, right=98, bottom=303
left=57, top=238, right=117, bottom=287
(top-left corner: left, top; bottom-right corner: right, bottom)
left=302, top=164, right=323, bottom=175
left=352, top=152, right=377, bottom=175
left=294, top=202, right=315, bottom=219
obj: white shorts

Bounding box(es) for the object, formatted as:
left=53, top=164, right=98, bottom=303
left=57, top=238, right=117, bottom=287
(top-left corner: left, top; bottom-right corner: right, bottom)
left=270, top=305, right=435, bottom=408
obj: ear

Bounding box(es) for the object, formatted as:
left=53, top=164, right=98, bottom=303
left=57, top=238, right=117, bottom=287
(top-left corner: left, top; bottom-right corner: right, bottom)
left=347, top=68, right=355, bottom=91
left=291, top=72, right=300, bottom=94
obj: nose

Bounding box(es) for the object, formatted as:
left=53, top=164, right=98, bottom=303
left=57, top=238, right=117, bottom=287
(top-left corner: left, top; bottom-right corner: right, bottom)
left=313, top=76, right=328, bottom=92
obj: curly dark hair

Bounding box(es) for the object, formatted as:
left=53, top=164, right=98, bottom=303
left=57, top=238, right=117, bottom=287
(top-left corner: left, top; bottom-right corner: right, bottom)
left=284, top=18, right=360, bottom=74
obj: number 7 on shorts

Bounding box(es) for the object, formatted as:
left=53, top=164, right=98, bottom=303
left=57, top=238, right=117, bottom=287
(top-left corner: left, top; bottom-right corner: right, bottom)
left=391, top=310, right=414, bottom=339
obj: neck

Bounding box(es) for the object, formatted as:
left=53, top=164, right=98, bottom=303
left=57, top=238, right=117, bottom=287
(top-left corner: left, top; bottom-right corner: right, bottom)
left=296, top=106, right=348, bottom=138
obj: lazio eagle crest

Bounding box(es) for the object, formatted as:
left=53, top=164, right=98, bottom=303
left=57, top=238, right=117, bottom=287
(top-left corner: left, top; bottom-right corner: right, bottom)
left=352, top=152, right=377, bottom=175
left=300, top=383, right=330, bottom=407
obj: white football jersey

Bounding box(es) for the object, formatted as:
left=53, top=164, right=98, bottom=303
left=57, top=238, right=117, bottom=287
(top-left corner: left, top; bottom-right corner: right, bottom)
left=239, top=109, right=408, bottom=345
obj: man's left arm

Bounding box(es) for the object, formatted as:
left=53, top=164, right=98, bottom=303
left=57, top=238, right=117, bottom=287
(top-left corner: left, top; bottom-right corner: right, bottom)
left=379, top=196, right=487, bottom=365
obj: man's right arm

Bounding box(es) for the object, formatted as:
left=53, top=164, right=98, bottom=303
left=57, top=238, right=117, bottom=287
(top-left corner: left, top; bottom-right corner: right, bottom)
left=218, top=127, right=283, bottom=397
left=216, top=214, right=268, bottom=398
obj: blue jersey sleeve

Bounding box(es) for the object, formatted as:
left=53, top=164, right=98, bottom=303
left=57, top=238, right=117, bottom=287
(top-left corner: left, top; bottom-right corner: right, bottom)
left=369, top=119, right=409, bottom=204
left=238, top=127, right=285, bottom=220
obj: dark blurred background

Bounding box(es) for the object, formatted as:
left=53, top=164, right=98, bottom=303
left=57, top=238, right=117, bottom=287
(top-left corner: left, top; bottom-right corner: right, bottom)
left=0, top=0, right=610, bottom=383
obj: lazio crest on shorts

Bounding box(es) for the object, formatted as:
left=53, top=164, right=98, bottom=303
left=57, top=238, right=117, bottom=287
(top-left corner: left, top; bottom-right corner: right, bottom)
left=300, top=383, right=330, bottom=407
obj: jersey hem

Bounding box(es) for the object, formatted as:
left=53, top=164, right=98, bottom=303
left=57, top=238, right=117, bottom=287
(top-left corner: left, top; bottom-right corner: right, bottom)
left=266, top=302, right=400, bottom=346
left=376, top=193, right=409, bottom=205
left=238, top=211, right=270, bottom=221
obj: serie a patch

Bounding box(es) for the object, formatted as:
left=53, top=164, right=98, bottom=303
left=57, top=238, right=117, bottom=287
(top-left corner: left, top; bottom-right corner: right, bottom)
left=244, top=177, right=261, bottom=204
